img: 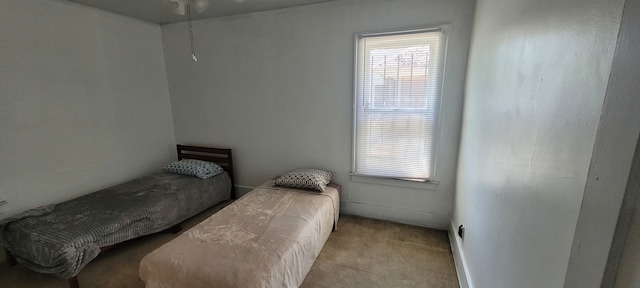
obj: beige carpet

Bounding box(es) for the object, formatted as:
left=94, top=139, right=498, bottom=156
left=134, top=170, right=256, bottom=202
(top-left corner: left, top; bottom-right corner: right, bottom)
left=0, top=201, right=459, bottom=288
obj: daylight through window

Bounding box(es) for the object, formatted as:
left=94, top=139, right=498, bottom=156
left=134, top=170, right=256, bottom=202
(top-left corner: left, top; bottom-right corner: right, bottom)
left=353, top=28, right=446, bottom=180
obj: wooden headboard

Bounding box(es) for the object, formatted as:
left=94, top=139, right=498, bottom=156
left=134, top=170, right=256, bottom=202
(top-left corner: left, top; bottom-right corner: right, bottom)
left=176, top=145, right=235, bottom=199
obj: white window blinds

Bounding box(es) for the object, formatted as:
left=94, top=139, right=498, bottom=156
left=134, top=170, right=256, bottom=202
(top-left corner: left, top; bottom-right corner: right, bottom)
left=353, top=28, right=445, bottom=180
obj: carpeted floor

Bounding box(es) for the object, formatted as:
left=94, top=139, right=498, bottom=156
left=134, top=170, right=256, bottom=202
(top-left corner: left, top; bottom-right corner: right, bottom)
left=0, top=201, right=459, bottom=288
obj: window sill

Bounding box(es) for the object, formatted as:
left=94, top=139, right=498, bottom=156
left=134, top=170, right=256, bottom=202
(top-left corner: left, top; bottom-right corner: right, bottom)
left=350, top=174, right=439, bottom=191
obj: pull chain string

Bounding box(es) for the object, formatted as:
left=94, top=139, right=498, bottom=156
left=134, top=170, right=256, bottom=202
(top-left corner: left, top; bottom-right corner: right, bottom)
left=186, top=0, right=197, bottom=61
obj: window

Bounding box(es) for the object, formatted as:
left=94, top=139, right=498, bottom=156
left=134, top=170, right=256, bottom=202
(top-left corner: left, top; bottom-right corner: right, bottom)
left=353, top=27, right=447, bottom=181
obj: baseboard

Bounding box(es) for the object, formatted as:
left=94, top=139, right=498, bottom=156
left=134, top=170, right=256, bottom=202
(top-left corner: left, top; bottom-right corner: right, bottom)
left=341, top=201, right=450, bottom=230
left=234, top=185, right=449, bottom=230
left=449, top=219, right=472, bottom=288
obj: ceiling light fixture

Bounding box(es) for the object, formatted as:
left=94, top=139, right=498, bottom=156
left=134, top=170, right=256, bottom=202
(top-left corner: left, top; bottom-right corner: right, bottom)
left=164, top=0, right=244, bottom=62
left=164, top=0, right=210, bottom=62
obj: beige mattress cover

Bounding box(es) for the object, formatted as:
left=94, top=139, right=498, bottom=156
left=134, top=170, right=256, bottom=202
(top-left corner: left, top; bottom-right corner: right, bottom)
left=139, top=180, right=340, bottom=288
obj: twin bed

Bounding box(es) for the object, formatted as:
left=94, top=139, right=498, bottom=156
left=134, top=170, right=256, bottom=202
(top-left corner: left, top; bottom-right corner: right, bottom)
left=1, top=145, right=340, bottom=288
left=1, top=145, right=234, bottom=287
left=139, top=179, right=340, bottom=288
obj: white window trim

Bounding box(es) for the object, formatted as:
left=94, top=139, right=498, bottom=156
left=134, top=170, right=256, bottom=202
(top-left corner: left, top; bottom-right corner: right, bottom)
left=351, top=25, right=450, bottom=183
left=350, top=174, right=440, bottom=191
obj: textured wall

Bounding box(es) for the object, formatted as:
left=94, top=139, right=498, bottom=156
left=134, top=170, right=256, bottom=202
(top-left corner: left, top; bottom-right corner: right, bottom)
left=160, top=0, right=475, bottom=229
left=453, top=0, right=624, bottom=287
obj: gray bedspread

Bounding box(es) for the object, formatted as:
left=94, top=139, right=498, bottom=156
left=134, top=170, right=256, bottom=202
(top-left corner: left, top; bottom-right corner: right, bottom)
left=0, top=172, right=231, bottom=278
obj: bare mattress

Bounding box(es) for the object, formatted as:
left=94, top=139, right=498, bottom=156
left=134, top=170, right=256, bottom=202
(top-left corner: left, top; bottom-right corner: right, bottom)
left=139, top=179, right=340, bottom=288
left=0, top=172, right=232, bottom=278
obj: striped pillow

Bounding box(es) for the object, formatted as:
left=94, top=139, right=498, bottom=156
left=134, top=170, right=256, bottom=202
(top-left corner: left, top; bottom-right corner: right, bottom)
left=274, top=168, right=333, bottom=191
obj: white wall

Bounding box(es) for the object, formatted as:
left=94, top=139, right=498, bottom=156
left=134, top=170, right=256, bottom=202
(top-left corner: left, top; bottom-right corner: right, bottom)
left=161, top=0, right=474, bottom=229
left=0, top=0, right=176, bottom=261
left=616, top=169, right=640, bottom=288
left=567, top=0, right=640, bottom=286
left=453, top=0, right=624, bottom=287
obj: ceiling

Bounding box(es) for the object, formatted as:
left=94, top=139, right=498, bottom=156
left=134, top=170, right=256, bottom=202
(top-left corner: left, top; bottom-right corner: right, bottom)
left=66, top=0, right=337, bottom=24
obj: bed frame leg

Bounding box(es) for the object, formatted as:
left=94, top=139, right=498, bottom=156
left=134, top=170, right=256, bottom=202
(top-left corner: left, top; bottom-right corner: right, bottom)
left=68, top=276, right=79, bottom=288
left=4, top=247, right=17, bottom=266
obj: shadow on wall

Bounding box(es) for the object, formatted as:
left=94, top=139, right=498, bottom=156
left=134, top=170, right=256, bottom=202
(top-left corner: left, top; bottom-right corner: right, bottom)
left=0, top=200, right=6, bottom=264
left=0, top=200, right=6, bottom=217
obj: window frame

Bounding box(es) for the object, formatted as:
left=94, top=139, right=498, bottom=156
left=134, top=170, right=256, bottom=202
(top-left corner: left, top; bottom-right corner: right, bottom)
left=351, top=26, right=449, bottom=182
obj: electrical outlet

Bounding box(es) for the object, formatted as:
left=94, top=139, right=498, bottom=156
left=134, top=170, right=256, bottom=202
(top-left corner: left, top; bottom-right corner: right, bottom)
left=458, top=224, right=465, bottom=240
